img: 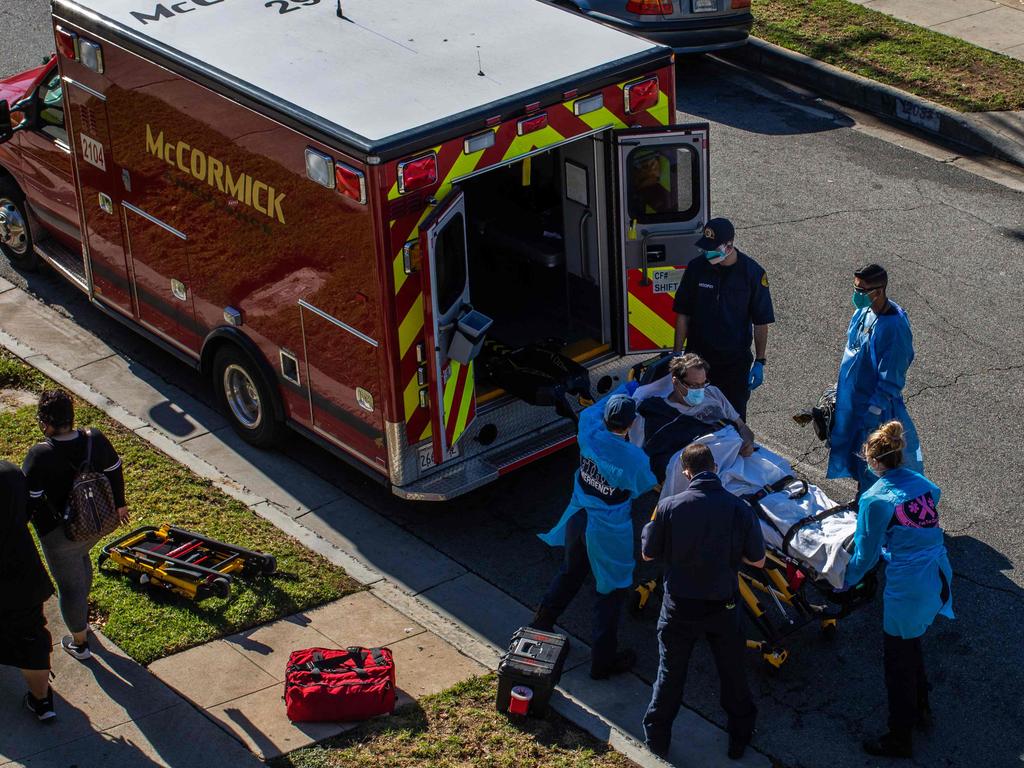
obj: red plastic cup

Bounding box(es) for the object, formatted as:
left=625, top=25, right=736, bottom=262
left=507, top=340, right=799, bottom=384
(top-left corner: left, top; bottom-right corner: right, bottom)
left=508, top=685, right=533, bottom=715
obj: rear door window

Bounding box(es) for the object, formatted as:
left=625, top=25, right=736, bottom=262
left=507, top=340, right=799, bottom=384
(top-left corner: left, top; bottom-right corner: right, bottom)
left=625, top=145, right=699, bottom=224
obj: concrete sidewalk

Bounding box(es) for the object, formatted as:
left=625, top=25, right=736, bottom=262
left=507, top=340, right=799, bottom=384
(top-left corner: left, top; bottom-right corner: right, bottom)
left=0, top=278, right=769, bottom=768
left=849, top=0, right=1024, bottom=60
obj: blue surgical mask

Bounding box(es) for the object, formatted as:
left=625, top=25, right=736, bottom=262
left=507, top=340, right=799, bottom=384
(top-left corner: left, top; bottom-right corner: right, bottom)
left=852, top=289, right=873, bottom=309
left=705, top=249, right=726, bottom=265
left=684, top=387, right=706, bottom=406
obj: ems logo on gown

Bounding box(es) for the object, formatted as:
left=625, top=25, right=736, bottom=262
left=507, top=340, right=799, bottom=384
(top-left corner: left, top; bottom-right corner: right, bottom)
left=894, top=492, right=939, bottom=528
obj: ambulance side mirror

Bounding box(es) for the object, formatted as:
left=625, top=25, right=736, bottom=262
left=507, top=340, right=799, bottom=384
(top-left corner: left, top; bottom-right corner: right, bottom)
left=0, top=101, right=12, bottom=144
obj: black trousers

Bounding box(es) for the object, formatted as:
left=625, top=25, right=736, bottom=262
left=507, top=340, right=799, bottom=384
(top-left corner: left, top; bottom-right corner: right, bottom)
left=692, top=348, right=754, bottom=421
left=643, top=603, right=756, bottom=754
left=538, top=509, right=627, bottom=674
left=883, top=632, right=930, bottom=735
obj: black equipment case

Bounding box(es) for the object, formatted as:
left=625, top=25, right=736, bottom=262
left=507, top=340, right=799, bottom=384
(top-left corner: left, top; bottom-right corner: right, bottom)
left=496, top=627, right=570, bottom=717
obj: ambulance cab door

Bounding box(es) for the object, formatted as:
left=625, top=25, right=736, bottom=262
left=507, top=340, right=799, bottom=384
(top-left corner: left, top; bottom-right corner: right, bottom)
left=418, top=190, right=478, bottom=466
left=615, top=124, right=710, bottom=353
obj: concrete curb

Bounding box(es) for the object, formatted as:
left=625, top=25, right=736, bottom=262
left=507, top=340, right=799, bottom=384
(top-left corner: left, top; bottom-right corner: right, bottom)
left=0, top=300, right=767, bottom=767
left=717, top=37, right=1024, bottom=169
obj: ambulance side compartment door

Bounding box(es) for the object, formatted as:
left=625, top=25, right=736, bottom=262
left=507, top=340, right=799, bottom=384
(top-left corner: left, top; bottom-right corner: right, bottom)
left=614, top=123, right=710, bottom=353
left=418, top=190, right=478, bottom=466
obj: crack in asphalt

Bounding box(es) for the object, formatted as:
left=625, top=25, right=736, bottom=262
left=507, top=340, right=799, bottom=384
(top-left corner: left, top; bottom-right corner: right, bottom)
left=739, top=203, right=928, bottom=232
left=953, top=570, right=1024, bottom=602
left=905, top=362, right=1024, bottom=400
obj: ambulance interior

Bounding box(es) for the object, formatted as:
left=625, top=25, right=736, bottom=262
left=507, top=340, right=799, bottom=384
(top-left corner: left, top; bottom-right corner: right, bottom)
left=459, top=146, right=611, bottom=405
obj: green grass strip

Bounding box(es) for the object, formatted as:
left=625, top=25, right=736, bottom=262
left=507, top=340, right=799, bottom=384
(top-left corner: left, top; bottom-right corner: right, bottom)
left=0, top=351, right=360, bottom=665
left=753, top=0, right=1024, bottom=112
left=276, top=675, right=637, bottom=768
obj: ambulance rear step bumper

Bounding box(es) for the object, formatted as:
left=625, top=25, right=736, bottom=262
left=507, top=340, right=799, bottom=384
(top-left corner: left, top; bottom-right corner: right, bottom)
left=391, top=419, right=577, bottom=502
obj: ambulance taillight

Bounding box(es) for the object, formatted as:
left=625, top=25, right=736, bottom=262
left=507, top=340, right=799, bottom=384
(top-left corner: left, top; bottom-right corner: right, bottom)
left=55, top=27, right=79, bottom=62
left=397, top=153, right=438, bottom=194
left=623, top=76, right=659, bottom=114
left=335, top=162, right=367, bottom=204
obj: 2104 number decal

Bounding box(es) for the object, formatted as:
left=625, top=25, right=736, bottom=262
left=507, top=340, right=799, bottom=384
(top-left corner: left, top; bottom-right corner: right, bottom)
left=265, top=0, right=319, bottom=13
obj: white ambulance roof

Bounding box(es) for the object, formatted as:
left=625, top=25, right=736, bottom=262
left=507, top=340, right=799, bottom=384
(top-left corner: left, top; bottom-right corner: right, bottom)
left=55, top=0, right=667, bottom=155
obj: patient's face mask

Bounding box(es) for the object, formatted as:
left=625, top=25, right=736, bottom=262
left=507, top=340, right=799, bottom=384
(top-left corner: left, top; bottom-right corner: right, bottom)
left=683, top=385, right=706, bottom=406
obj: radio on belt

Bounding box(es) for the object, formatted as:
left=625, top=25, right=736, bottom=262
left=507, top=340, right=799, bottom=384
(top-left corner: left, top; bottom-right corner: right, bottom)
left=496, top=627, right=570, bottom=717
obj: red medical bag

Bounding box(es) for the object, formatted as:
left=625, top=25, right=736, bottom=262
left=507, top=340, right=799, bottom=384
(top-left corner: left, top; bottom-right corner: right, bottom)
left=285, top=646, right=396, bottom=722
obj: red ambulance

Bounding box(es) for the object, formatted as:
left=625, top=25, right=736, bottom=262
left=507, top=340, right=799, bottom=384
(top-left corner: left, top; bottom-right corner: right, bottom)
left=0, top=0, right=710, bottom=500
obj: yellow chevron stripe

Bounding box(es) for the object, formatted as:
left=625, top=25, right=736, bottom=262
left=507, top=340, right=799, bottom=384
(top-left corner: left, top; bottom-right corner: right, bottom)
left=578, top=106, right=624, bottom=132
left=453, top=362, right=475, bottom=438
left=398, top=294, right=424, bottom=358
left=403, top=375, right=421, bottom=422
left=648, top=91, right=670, bottom=126
left=627, top=286, right=674, bottom=348
left=443, top=360, right=461, bottom=415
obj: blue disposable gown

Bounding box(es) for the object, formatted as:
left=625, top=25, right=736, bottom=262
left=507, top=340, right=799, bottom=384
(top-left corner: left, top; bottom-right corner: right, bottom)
left=844, top=467, right=954, bottom=638
left=827, top=301, right=923, bottom=486
left=538, top=384, right=657, bottom=595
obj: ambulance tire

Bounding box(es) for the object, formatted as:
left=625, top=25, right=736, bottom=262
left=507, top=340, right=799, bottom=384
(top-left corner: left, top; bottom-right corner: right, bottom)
left=212, top=345, right=284, bottom=448
left=0, top=178, right=38, bottom=271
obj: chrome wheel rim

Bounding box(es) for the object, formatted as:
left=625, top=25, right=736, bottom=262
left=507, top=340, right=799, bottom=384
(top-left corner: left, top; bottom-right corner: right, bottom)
left=223, top=364, right=262, bottom=430
left=0, top=199, right=28, bottom=256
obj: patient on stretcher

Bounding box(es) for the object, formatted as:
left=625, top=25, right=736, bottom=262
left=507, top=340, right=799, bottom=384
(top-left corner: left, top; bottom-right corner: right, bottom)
left=629, top=354, right=757, bottom=481
left=631, top=358, right=857, bottom=589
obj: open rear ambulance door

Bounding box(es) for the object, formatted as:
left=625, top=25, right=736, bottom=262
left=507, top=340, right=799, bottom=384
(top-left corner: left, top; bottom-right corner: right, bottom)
left=615, top=124, right=710, bottom=352
left=418, top=191, right=478, bottom=466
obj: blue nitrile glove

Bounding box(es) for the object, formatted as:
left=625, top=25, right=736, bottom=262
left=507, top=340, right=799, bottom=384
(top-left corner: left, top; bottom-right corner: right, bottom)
left=748, top=361, right=765, bottom=391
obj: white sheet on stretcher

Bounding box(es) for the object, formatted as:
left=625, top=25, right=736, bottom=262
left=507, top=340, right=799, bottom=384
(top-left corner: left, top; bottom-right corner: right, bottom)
left=657, top=427, right=856, bottom=589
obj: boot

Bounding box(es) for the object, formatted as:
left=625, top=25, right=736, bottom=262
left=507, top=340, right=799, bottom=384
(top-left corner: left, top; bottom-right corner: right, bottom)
left=590, top=648, right=636, bottom=680
left=529, top=607, right=556, bottom=633
left=727, top=733, right=749, bottom=760
left=862, top=731, right=913, bottom=759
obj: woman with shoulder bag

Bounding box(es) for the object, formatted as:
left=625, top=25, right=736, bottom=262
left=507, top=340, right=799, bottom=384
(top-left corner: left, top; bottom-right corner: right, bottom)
left=22, top=389, right=128, bottom=661
left=0, top=461, right=57, bottom=721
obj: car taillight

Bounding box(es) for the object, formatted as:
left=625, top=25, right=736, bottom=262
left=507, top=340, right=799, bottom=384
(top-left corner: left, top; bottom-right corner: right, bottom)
left=335, top=162, right=366, bottom=204
left=626, top=0, right=673, bottom=14
left=397, top=153, right=438, bottom=194
left=55, top=27, right=79, bottom=61
left=624, top=77, right=660, bottom=114
left=517, top=113, right=548, bottom=136
left=731, top=0, right=751, bottom=7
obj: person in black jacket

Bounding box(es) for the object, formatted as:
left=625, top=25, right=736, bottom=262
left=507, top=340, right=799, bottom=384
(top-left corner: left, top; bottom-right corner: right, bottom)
left=22, top=389, right=127, bottom=662
left=0, top=461, right=57, bottom=721
left=641, top=443, right=765, bottom=761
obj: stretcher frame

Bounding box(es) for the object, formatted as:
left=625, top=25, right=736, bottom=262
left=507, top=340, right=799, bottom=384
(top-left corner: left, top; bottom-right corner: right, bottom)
left=98, top=524, right=277, bottom=601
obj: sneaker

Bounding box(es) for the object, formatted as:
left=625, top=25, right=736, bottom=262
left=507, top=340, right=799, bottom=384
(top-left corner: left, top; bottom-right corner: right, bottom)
left=61, top=636, right=91, bottom=661
left=590, top=648, right=636, bottom=680
left=24, top=688, right=56, bottom=722
left=862, top=732, right=913, bottom=759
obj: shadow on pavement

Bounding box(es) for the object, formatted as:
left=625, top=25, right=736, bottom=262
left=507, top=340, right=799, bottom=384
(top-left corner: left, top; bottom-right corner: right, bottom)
left=676, top=54, right=855, bottom=136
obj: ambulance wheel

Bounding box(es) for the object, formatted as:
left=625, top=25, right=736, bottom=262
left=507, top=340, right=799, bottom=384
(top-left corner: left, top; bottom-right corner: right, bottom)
left=212, top=346, right=284, bottom=448
left=0, top=179, right=37, bottom=271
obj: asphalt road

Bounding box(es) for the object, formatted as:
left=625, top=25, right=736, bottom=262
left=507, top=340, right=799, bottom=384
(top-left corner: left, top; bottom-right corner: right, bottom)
left=3, top=8, right=1024, bottom=768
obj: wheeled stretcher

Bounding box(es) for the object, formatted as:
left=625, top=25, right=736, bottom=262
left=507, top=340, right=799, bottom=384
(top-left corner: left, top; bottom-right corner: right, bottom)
left=98, top=524, right=276, bottom=601
left=656, top=428, right=876, bottom=666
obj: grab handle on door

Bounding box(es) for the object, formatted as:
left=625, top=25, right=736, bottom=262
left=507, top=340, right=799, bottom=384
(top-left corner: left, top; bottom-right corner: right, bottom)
left=578, top=209, right=593, bottom=283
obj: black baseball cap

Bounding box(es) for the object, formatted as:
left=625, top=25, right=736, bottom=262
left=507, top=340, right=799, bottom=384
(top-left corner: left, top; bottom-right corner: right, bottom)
left=603, top=394, right=637, bottom=431
left=695, top=217, right=735, bottom=250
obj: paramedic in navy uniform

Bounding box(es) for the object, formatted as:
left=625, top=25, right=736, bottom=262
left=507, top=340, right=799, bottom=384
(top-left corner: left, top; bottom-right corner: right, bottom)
left=641, top=443, right=765, bottom=761
left=672, top=217, right=774, bottom=420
